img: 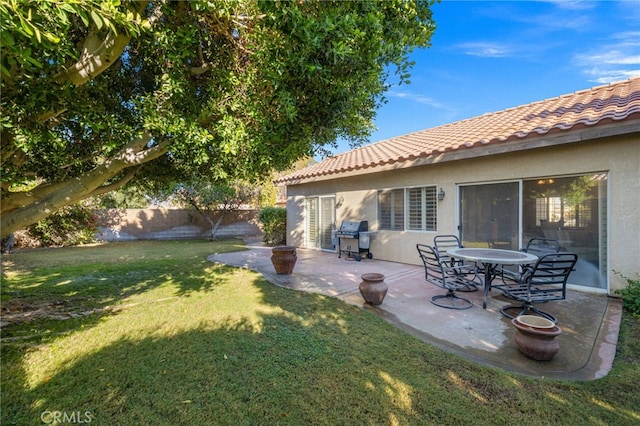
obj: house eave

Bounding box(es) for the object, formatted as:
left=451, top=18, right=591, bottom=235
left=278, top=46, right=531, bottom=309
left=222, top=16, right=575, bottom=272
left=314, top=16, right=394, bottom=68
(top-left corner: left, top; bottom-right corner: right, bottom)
left=281, top=118, right=640, bottom=186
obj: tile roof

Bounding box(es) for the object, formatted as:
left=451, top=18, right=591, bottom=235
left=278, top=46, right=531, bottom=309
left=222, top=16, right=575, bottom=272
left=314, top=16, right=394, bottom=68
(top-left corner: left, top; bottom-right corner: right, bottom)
left=277, top=77, right=640, bottom=184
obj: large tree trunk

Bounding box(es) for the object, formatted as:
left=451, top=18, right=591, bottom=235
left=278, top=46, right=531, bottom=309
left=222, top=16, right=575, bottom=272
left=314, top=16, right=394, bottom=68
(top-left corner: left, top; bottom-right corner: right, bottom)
left=1, top=133, right=168, bottom=235
left=209, top=212, right=227, bottom=240
left=184, top=198, right=229, bottom=240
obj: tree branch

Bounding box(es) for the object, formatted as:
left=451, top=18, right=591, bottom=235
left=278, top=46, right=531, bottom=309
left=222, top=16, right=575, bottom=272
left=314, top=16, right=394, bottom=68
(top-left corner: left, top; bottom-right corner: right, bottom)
left=36, top=2, right=150, bottom=123
left=0, top=132, right=170, bottom=234
left=89, top=168, right=138, bottom=198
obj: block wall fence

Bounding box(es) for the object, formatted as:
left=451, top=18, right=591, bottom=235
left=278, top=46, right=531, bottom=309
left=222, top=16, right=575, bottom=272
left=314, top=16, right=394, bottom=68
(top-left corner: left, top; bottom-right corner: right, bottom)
left=95, top=208, right=262, bottom=241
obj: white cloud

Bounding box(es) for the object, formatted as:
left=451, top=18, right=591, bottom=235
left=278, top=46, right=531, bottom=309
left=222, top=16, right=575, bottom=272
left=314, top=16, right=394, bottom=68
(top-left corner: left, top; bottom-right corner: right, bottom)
left=584, top=68, right=640, bottom=84
left=480, top=1, right=592, bottom=31
left=573, top=31, right=640, bottom=83
left=610, top=31, right=640, bottom=43
left=387, top=90, right=455, bottom=111
left=454, top=42, right=511, bottom=58
left=576, top=51, right=640, bottom=66
left=540, top=0, right=595, bottom=11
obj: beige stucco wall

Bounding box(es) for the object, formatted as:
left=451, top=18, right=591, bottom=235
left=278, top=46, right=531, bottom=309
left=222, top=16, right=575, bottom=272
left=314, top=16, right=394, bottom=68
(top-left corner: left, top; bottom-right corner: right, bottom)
left=286, top=134, right=640, bottom=293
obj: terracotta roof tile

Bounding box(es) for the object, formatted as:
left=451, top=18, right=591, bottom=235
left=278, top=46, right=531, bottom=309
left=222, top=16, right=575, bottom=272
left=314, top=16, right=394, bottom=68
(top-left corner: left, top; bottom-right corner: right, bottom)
left=278, top=78, right=640, bottom=183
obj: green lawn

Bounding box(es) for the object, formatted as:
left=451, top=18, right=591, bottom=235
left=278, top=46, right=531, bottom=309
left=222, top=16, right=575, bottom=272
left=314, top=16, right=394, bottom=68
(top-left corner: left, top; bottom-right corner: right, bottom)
left=1, top=240, right=639, bottom=425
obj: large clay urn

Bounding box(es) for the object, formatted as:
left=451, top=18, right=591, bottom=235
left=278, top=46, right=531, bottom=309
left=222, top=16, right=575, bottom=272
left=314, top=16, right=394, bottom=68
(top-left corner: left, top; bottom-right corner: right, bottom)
left=512, top=315, right=562, bottom=361
left=271, top=246, right=297, bottom=275
left=359, top=273, right=388, bottom=305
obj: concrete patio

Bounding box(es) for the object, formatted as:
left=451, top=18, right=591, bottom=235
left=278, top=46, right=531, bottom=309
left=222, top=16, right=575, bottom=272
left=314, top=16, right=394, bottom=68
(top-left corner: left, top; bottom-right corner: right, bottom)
left=208, top=244, right=622, bottom=381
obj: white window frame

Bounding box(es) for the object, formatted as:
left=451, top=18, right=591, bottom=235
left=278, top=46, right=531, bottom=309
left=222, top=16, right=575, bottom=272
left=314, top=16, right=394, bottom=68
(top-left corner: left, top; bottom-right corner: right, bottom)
left=406, top=186, right=437, bottom=232
left=377, top=185, right=438, bottom=232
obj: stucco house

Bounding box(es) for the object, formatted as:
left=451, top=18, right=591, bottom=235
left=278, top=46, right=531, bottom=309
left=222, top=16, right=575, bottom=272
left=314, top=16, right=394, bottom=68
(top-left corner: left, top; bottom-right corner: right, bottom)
left=276, top=78, right=640, bottom=293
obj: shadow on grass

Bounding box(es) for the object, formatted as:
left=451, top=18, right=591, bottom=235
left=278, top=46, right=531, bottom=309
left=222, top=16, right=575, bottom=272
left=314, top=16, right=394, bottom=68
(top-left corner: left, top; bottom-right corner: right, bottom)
left=2, top=284, right=429, bottom=424
left=3, top=273, right=640, bottom=425
left=1, top=241, right=244, bottom=332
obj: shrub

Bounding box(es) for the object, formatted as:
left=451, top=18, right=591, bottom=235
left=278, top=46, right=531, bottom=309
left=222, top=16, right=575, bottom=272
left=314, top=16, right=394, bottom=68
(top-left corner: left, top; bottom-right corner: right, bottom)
left=614, top=272, right=640, bottom=317
left=27, top=204, right=98, bottom=247
left=258, top=207, right=286, bottom=246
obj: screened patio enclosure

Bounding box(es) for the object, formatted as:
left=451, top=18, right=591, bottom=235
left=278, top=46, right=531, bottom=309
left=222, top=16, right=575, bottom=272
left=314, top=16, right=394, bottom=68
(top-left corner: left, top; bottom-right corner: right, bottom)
left=460, top=173, right=607, bottom=289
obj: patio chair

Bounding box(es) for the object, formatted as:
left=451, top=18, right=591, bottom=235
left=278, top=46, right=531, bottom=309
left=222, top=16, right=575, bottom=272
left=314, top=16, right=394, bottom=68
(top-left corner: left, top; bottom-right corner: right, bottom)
left=416, top=244, right=475, bottom=310
left=523, top=237, right=561, bottom=255
left=499, top=252, right=578, bottom=323
left=498, top=237, right=561, bottom=283
left=433, top=234, right=479, bottom=292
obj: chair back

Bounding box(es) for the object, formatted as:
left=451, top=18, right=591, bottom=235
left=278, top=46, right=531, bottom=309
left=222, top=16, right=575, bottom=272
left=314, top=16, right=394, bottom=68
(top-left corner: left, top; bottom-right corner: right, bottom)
left=416, top=244, right=444, bottom=284
left=524, top=238, right=561, bottom=256
left=525, top=252, right=578, bottom=301
left=417, top=243, right=475, bottom=310
left=433, top=235, right=462, bottom=265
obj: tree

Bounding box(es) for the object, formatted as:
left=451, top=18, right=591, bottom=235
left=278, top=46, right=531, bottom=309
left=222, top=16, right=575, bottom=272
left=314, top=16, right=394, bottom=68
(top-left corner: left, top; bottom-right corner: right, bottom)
left=1, top=0, right=436, bottom=235
left=172, top=179, right=261, bottom=240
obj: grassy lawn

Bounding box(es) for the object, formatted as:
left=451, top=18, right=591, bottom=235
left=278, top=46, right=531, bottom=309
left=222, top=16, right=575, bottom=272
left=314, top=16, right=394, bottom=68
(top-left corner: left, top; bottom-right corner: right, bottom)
left=2, top=240, right=639, bottom=425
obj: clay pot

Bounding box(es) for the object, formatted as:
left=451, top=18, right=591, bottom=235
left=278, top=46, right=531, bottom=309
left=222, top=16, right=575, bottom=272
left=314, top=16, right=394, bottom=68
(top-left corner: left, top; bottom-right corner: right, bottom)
left=516, top=315, right=556, bottom=330
left=512, top=316, right=562, bottom=361
left=359, top=273, right=388, bottom=305
left=271, top=246, right=297, bottom=275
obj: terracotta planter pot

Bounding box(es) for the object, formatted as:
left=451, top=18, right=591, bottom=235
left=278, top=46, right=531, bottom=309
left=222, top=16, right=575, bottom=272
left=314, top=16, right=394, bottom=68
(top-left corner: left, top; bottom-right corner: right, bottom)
left=271, top=246, right=297, bottom=275
left=512, top=316, right=562, bottom=361
left=516, top=315, right=556, bottom=331
left=359, top=273, right=388, bottom=305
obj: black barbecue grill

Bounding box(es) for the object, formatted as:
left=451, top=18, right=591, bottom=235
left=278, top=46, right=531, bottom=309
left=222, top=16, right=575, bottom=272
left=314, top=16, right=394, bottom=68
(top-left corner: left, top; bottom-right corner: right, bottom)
left=336, top=220, right=373, bottom=261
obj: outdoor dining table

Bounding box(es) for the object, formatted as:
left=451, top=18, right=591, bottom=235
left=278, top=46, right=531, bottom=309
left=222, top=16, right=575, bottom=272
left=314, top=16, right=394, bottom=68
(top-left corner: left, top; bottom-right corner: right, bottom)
left=447, top=247, right=539, bottom=309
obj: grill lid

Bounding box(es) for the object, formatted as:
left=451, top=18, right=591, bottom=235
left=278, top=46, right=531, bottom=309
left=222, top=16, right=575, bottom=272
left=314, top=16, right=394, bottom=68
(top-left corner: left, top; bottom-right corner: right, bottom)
left=338, top=221, right=368, bottom=232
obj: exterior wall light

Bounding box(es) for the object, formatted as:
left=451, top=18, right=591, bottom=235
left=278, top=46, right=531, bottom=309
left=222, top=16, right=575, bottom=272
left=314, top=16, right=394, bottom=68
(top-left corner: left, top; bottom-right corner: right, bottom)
left=438, top=188, right=446, bottom=201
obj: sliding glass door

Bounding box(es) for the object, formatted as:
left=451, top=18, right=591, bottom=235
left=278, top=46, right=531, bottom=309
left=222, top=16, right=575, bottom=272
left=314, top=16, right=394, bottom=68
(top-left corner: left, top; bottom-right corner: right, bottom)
left=522, top=174, right=607, bottom=289
left=306, top=196, right=336, bottom=251
left=459, top=174, right=608, bottom=289
left=319, top=196, right=336, bottom=250
left=460, top=182, right=519, bottom=250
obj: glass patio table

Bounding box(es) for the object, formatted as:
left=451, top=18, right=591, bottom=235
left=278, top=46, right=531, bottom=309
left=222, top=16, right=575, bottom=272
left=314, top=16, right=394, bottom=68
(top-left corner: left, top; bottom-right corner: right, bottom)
left=447, top=248, right=538, bottom=309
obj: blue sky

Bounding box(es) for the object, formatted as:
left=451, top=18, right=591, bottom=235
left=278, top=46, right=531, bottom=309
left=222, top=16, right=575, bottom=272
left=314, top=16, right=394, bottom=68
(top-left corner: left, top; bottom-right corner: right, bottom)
left=327, top=0, right=640, bottom=156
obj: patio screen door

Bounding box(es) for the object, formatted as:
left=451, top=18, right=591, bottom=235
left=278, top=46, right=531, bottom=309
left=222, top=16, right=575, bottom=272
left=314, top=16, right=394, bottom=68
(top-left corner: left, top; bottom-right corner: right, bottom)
left=460, top=182, right=519, bottom=250
left=306, top=196, right=335, bottom=251
left=522, top=174, right=607, bottom=289
left=459, top=175, right=607, bottom=289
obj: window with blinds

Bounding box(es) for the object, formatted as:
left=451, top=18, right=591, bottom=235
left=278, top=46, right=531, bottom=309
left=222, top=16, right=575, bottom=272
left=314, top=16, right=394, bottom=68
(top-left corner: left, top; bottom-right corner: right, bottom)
left=378, top=186, right=436, bottom=231
left=378, top=189, right=404, bottom=230
left=407, top=186, right=437, bottom=231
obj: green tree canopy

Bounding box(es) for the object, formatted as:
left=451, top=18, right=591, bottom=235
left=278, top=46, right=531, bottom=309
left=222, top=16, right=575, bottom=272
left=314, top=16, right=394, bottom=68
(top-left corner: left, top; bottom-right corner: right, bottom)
left=1, top=0, right=436, bottom=235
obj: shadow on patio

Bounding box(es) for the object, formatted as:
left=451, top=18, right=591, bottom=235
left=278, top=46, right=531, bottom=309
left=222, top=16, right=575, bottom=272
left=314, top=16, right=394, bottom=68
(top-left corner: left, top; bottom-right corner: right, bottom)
left=209, top=245, right=622, bottom=381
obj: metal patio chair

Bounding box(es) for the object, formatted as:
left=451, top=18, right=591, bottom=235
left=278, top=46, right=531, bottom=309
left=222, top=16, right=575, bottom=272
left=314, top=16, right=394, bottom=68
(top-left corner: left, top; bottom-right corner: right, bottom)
left=433, top=234, right=479, bottom=292
left=524, top=237, right=561, bottom=254
left=416, top=244, right=476, bottom=310
left=498, top=237, right=561, bottom=284
left=499, top=252, right=578, bottom=323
